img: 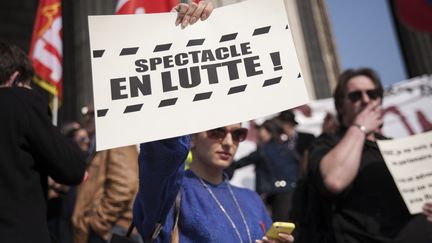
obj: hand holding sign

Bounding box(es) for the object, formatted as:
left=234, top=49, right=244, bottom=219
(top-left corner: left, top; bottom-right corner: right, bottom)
left=423, top=202, right=432, bottom=222
left=173, top=1, right=214, bottom=29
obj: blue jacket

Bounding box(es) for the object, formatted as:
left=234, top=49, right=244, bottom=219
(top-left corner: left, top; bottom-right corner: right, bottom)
left=133, top=136, right=272, bottom=242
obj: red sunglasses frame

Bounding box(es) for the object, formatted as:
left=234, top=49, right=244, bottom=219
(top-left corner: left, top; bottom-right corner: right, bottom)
left=206, top=127, right=248, bottom=143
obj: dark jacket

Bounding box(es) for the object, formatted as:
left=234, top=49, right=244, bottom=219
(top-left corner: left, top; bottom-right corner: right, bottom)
left=228, top=131, right=315, bottom=195
left=231, top=142, right=300, bottom=195
left=0, top=88, right=86, bottom=243
left=294, top=131, right=316, bottom=158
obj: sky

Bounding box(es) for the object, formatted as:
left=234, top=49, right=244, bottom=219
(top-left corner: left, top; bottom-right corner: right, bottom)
left=327, top=0, right=407, bottom=88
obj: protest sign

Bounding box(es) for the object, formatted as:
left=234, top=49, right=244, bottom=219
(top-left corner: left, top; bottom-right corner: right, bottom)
left=377, top=130, right=432, bottom=214
left=88, top=0, right=309, bottom=150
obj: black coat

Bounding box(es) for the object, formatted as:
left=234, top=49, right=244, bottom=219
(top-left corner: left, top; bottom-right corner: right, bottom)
left=294, top=131, right=316, bottom=158
left=226, top=131, right=315, bottom=195
left=0, top=88, right=86, bottom=243
left=233, top=142, right=300, bottom=195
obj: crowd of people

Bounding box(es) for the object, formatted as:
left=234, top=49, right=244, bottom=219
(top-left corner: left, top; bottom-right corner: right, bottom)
left=1, top=1, right=432, bottom=243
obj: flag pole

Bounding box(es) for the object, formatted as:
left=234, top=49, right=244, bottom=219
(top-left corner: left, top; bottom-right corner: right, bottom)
left=52, top=95, right=58, bottom=126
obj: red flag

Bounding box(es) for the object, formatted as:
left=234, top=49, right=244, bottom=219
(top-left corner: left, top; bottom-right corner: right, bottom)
left=116, top=0, right=198, bottom=14
left=29, top=0, right=63, bottom=99
left=116, top=0, right=177, bottom=14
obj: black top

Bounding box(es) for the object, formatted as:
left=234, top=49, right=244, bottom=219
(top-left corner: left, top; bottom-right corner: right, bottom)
left=294, top=131, right=315, bottom=157
left=308, top=129, right=412, bottom=242
left=232, top=142, right=299, bottom=195
left=0, top=87, right=86, bottom=243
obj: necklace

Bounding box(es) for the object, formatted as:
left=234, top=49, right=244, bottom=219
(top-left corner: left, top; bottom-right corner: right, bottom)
left=198, top=177, right=252, bottom=243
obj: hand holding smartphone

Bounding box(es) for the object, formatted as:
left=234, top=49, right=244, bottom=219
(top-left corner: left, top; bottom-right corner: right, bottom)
left=265, top=222, right=295, bottom=240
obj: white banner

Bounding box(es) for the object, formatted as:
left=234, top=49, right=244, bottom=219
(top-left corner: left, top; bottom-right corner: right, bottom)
left=88, top=0, right=309, bottom=151
left=293, top=75, right=432, bottom=138
left=377, top=131, right=432, bottom=214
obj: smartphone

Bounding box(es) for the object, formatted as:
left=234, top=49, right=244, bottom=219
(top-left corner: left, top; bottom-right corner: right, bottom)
left=265, top=222, right=295, bottom=240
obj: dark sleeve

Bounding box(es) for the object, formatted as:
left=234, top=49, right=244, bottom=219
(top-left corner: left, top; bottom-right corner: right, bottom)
left=133, top=136, right=190, bottom=239
left=297, top=132, right=316, bottom=156
left=225, top=151, right=260, bottom=179
left=234, top=150, right=261, bottom=169
left=21, top=90, right=86, bottom=185
left=307, top=133, right=339, bottom=197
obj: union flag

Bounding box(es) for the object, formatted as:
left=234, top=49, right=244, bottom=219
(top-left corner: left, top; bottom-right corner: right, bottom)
left=29, top=0, right=63, bottom=99
left=116, top=0, right=198, bottom=14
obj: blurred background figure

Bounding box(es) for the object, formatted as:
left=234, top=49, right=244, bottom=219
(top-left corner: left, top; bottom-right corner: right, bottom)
left=80, top=105, right=96, bottom=158
left=72, top=104, right=140, bottom=243
left=321, top=112, right=339, bottom=135
left=65, top=125, right=90, bottom=155
left=277, top=110, right=315, bottom=178
left=228, top=119, right=298, bottom=220
left=8, top=43, right=33, bottom=89
left=48, top=121, right=90, bottom=243
left=61, top=121, right=81, bottom=136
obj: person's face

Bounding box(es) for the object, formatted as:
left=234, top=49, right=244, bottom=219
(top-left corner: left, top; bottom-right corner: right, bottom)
left=191, top=124, right=247, bottom=170
left=74, top=128, right=90, bottom=153
left=82, top=109, right=95, bottom=136
left=257, top=127, right=272, bottom=145
left=341, top=75, right=382, bottom=126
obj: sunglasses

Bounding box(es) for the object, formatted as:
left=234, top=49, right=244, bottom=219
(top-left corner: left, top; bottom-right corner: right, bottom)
left=347, top=89, right=380, bottom=103
left=206, top=127, right=248, bottom=143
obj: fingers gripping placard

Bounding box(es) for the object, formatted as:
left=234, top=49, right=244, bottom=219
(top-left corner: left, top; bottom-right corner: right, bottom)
left=88, top=0, right=309, bottom=150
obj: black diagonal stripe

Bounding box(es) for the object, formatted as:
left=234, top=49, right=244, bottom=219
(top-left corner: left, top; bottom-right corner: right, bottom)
left=252, top=26, right=271, bottom=36
left=97, top=109, right=108, bottom=117
left=120, top=47, right=139, bottom=56
left=220, top=33, right=238, bottom=42
left=297, top=73, right=301, bottom=78
left=193, top=92, right=212, bottom=101
left=154, top=43, right=172, bottom=52
left=93, top=50, right=105, bottom=58
left=228, top=85, right=247, bottom=95
left=187, top=39, right=205, bottom=47
left=124, top=104, right=143, bottom=113
left=263, top=77, right=282, bottom=87
left=159, top=98, right=178, bottom=107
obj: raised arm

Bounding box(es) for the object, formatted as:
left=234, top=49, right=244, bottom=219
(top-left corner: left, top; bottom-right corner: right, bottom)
left=319, top=101, right=382, bottom=194
left=133, top=136, right=190, bottom=239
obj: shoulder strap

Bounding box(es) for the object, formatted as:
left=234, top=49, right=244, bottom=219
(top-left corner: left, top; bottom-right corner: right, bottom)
left=170, top=190, right=182, bottom=243
left=145, top=190, right=182, bottom=243
left=125, top=221, right=135, bottom=237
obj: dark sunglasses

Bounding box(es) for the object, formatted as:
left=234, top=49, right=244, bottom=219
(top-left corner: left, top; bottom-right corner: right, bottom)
left=347, top=89, right=380, bottom=103
left=206, top=127, right=248, bottom=143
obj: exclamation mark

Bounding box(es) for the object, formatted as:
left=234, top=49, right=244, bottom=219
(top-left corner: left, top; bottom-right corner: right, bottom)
left=270, top=52, right=283, bottom=71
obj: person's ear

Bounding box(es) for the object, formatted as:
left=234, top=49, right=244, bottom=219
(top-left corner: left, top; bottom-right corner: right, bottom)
left=4, top=71, right=19, bottom=87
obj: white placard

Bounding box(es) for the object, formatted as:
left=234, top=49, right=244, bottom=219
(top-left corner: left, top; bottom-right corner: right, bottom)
left=377, top=131, right=432, bottom=214
left=88, top=0, right=309, bottom=151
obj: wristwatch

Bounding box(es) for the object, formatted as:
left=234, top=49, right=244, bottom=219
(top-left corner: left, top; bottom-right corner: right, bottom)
left=352, top=123, right=367, bottom=134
